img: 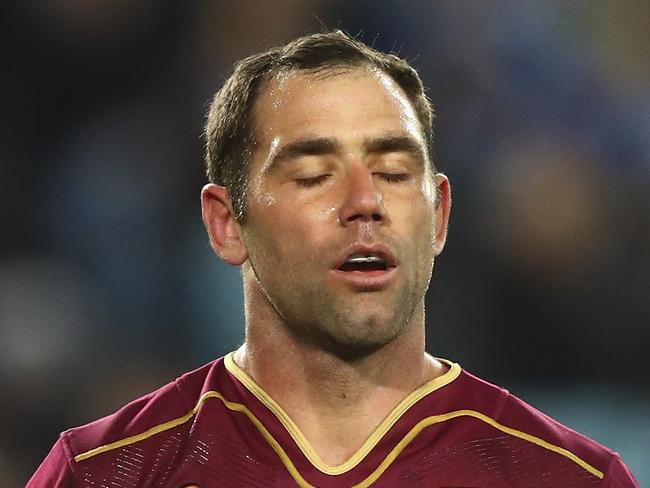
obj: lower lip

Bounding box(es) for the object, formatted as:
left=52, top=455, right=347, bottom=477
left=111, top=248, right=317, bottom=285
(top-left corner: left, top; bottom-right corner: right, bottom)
left=330, top=267, right=397, bottom=290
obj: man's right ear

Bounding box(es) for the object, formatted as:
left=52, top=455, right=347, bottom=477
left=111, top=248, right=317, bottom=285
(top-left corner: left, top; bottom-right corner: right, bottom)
left=201, top=184, right=248, bottom=266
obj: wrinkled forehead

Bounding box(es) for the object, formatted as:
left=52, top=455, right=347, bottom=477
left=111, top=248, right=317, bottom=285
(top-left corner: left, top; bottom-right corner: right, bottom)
left=250, top=66, right=423, bottom=147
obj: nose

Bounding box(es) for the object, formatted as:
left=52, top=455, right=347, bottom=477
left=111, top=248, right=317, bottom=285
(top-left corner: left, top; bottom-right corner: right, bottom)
left=338, top=165, right=387, bottom=226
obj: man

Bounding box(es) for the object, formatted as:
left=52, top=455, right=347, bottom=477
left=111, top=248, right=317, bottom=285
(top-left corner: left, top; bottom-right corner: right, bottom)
left=29, top=31, right=638, bottom=487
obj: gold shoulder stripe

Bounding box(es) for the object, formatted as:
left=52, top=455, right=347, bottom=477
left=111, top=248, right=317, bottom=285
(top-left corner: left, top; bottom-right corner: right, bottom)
left=224, top=352, right=461, bottom=475
left=72, top=391, right=228, bottom=463
left=351, top=409, right=604, bottom=487
left=73, top=390, right=316, bottom=488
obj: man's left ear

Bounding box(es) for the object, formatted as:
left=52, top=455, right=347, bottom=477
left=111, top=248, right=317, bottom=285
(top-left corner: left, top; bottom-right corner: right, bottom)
left=433, top=173, right=451, bottom=256
left=201, top=184, right=248, bottom=265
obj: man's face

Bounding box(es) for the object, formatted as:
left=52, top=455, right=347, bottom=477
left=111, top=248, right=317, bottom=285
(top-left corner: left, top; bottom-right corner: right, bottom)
left=239, top=68, right=449, bottom=357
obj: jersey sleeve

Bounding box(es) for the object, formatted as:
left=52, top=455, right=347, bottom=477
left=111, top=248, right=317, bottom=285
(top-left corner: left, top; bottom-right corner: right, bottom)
left=26, top=435, right=77, bottom=487
left=603, top=454, right=640, bottom=488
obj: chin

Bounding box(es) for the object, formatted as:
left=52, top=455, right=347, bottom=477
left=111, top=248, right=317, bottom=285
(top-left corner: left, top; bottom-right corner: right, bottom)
left=320, top=317, right=403, bottom=360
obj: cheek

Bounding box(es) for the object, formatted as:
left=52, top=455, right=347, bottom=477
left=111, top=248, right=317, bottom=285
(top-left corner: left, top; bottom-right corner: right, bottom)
left=389, top=190, right=435, bottom=226
left=280, top=192, right=339, bottom=230
left=401, top=202, right=437, bottom=253
left=252, top=199, right=336, bottom=254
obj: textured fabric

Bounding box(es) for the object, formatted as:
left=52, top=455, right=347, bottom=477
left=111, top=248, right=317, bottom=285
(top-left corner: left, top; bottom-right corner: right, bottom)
left=28, top=355, right=639, bottom=487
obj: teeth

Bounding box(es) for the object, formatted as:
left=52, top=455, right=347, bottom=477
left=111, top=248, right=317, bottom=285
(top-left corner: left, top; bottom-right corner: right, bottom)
left=347, top=253, right=383, bottom=263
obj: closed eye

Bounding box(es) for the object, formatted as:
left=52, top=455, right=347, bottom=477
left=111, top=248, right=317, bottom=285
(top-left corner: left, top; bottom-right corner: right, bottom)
left=295, top=174, right=331, bottom=187
left=377, top=173, right=410, bottom=183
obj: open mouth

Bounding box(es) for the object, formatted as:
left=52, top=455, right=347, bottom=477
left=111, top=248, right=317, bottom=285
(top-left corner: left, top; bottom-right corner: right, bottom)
left=338, top=253, right=388, bottom=272
left=333, top=247, right=397, bottom=289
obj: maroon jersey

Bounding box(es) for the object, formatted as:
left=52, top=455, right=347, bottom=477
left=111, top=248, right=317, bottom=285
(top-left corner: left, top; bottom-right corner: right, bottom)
left=28, top=354, right=638, bottom=487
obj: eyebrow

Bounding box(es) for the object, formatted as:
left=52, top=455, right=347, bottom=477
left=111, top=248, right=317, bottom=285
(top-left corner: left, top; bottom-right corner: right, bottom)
left=364, top=135, right=426, bottom=161
left=267, top=134, right=426, bottom=172
left=272, top=137, right=341, bottom=166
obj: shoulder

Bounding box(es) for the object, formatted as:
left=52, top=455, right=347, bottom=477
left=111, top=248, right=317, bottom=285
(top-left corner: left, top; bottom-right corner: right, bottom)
left=444, top=365, right=639, bottom=487
left=65, top=358, right=220, bottom=460
left=28, top=357, right=227, bottom=486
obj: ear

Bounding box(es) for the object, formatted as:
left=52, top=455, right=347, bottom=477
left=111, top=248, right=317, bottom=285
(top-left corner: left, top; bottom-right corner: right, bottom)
left=201, top=184, right=248, bottom=265
left=432, top=173, right=451, bottom=256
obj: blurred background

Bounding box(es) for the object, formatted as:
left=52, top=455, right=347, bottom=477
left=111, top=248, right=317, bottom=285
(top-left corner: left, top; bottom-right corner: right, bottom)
left=1, top=0, right=648, bottom=485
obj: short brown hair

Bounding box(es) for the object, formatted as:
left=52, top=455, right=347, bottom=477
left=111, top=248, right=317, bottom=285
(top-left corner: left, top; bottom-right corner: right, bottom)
left=204, top=30, right=435, bottom=221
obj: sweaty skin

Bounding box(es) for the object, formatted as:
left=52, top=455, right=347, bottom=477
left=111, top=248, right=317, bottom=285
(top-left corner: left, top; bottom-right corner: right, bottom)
left=201, top=67, right=451, bottom=465
left=242, top=69, right=444, bottom=352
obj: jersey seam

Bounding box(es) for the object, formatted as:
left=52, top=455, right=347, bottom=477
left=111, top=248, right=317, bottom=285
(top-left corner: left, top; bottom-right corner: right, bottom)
left=493, top=386, right=510, bottom=422
left=174, top=375, right=192, bottom=413
left=60, top=431, right=81, bottom=484
left=601, top=451, right=622, bottom=488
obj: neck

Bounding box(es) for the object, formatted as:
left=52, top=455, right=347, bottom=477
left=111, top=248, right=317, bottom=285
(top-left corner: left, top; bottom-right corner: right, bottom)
left=233, top=272, right=447, bottom=466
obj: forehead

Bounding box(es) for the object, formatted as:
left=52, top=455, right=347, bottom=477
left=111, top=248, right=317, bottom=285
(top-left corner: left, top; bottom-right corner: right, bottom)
left=251, top=67, right=423, bottom=146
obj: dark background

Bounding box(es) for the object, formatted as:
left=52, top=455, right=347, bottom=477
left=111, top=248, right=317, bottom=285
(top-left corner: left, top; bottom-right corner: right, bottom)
left=1, top=1, right=648, bottom=485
